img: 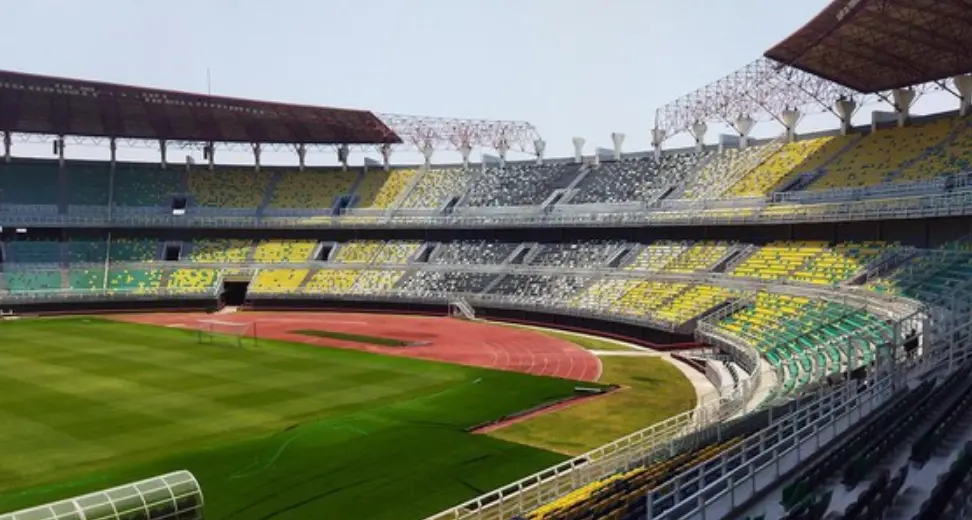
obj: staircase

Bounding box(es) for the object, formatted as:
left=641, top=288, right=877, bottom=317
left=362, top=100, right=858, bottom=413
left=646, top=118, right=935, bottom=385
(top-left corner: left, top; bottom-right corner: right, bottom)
left=257, top=172, right=283, bottom=215
left=450, top=298, right=477, bottom=320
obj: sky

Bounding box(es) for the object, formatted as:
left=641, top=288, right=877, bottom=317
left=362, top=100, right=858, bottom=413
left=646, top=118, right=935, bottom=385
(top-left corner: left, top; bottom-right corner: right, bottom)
left=0, top=0, right=962, bottom=166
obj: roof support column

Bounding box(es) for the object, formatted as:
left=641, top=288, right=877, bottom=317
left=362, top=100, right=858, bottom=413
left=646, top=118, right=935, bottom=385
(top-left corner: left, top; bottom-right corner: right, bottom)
left=572, top=137, right=585, bottom=163
left=651, top=128, right=665, bottom=160
left=735, top=117, right=754, bottom=149
left=782, top=109, right=801, bottom=142
left=55, top=135, right=65, bottom=168
left=422, top=143, right=434, bottom=169
left=459, top=141, right=472, bottom=169
left=252, top=143, right=262, bottom=172
left=3, top=131, right=10, bottom=163
left=109, top=137, right=117, bottom=166
left=496, top=139, right=509, bottom=168
left=205, top=142, right=215, bottom=171
left=159, top=140, right=168, bottom=170
left=296, top=144, right=306, bottom=172
left=892, top=88, right=915, bottom=127
left=337, top=144, right=349, bottom=172
left=953, top=75, right=972, bottom=117
left=533, top=139, right=546, bottom=165
left=379, top=144, right=392, bottom=171
left=692, top=122, right=707, bottom=152
left=835, top=99, right=856, bottom=135
left=611, top=132, right=625, bottom=160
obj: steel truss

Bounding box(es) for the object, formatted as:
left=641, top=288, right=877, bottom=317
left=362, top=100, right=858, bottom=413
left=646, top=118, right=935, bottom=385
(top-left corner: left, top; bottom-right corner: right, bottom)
left=652, top=57, right=955, bottom=141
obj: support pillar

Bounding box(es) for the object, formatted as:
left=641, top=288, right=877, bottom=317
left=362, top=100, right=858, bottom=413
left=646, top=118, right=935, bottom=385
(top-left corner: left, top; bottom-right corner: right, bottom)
left=651, top=128, right=665, bottom=161
left=422, top=142, right=434, bottom=169
left=297, top=144, right=306, bottom=172
left=533, top=139, right=546, bottom=165
left=892, top=88, right=916, bottom=127
left=56, top=135, right=65, bottom=167
left=109, top=137, right=117, bottom=166
left=159, top=140, right=168, bottom=170
left=3, top=131, right=11, bottom=163
left=572, top=137, right=585, bottom=163
left=459, top=141, right=472, bottom=169
left=692, top=122, right=707, bottom=152
left=205, top=142, right=215, bottom=171
left=781, top=109, right=801, bottom=142
left=337, top=144, right=349, bottom=171
left=954, top=75, right=972, bottom=117
left=611, top=132, right=625, bottom=160
left=252, top=143, right=262, bottom=172
left=496, top=139, right=509, bottom=168
left=835, top=99, right=857, bottom=135
left=380, top=143, right=392, bottom=171
left=734, top=116, right=754, bottom=149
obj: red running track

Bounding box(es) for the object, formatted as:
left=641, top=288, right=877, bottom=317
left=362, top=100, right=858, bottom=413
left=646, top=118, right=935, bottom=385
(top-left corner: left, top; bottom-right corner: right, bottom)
left=114, top=311, right=602, bottom=382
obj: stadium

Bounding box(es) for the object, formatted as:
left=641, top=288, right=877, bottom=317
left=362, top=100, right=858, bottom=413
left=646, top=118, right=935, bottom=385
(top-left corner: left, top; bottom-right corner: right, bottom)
left=2, top=1, right=972, bottom=519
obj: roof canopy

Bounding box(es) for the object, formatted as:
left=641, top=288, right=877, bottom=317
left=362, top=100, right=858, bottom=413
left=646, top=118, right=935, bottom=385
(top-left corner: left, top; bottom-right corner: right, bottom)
left=0, top=70, right=401, bottom=145
left=764, top=0, right=972, bottom=93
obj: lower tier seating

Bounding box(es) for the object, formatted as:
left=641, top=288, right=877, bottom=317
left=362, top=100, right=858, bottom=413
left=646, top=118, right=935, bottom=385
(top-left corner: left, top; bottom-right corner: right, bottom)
left=303, top=269, right=361, bottom=294
left=249, top=269, right=309, bottom=293
left=168, top=269, right=219, bottom=293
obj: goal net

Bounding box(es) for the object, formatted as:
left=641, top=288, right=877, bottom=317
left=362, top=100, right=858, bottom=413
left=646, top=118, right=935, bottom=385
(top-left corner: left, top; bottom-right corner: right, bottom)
left=195, top=319, right=255, bottom=348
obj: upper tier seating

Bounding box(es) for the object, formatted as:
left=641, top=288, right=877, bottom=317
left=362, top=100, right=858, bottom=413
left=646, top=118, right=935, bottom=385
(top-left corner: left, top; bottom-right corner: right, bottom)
left=67, top=163, right=110, bottom=206
left=249, top=269, right=309, bottom=293
left=189, top=240, right=251, bottom=263
left=167, top=269, right=219, bottom=294
left=3, top=269, right=62, bottom=293
left=487, top=274, right=588, bottom=301
left=624, top=242, right=690, bottom=272
left=569, top=152, right=711, bottom=204
left=349, top=270, right=406, bottom=294
left=303, top=269, right=361, bottom=294
left=2, top=240, right=61, bottom=265
left=372, top=241, right=421, bottom=264
left=252, top=241, right=316, bottom=263
left=808, top=118, right=955, bottom=190
left=109, top=239, right=158, bottom=263
left=332, top=241, right=382, bottom=263
left=726, top=135, right=853, bottom=197
left=431, top=241, right=519, bottom=265
left=189, top=170, right=272, bottom=208
left=653, top=285, right=737, bottom=324
left=682, top=145, right=777, bottom=199
left=353, top=169, right=416, bottom=209
left=610, top=281, right=688, bottom=317
left=113, top=164, right=182, bottom=206
left=399, top=168, right=474, bottom=209
left=664, top=242, right=731, bottom=273
left=0, top=161, right=59, bottom=206
left=790, top=242, right=887, bottom=285
left=399, top=271, right=497, bottom=295
left=569, top=278, right=631, bottom=311
left=268, top=171, right=356, bottom=210
left=730, top=241, right=827, bottom=281
left=897, top=118, right=972, bottom=183
left=530, top=242, right=620, bottom=268
left=462, top=163, right=581, bottom=207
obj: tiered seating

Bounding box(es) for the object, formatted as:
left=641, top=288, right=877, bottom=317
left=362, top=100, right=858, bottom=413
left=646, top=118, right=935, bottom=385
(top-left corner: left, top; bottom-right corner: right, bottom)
left=399, top=168, right=473, bottom=209
left=789, top=242, right=886, bottom=285
left=682, top=145, right=775, bottom=199
left=371, top=241, right=420, bottom=264
left=610, top=281, right=688, bottom=317
left=624, top=242, right=689, bottom=272
left=914, top=440, right=972, bottom=520
left=2, top=240, right=61, bottom=265
left=462, top=163, right=580, bottom=207
left=530, top=242, right=619, bottom=268
left=2, top=270, right=62, bottom=293
left=866, top=249, right=972, bottom=299
left=303, top=269, right=361, bottom=294
left=349, top=270, right=405, bottom=294
left=108, top=268, right=162, bottom=293
left=188, top=170, right=272, bottom=208
left=188, top=239, right=251, bottom=263
left=268, top=171, right=356, bottom=209
left=252, top=240, right=316, bottom=263
left=431, top=241, right=518, bottom=264
left=808, top=118, right=954, bottom=190
left=730, top=241, right=826, bottom=281
left=167, top=269, right=219, bottom=294
left=248, top=269, right=309, bottom=293
left=569, top=278, right=631, bottom=311
left=571, top=153, right=713, bottom=204
left=68, top=269, right=105, bottom=291
left=67, top=164, right=110, bottom=206
left=897, top=118, right=972, bottom=183
left=66, top=241, right=107, bottom=264
left=488, top=274, right=587, bottom=302
left=112, top=164, right=182, bottom=206
left=353, top=169, right=416, bottom=209
left=653, top=285, right=737, bottom=325
left=0, top=161, right=59, bottom=205
left=727, top=135, right=852, bottom=197
left=718, top=293, right=888, bottom=395
left=399, top=271, right=497, bottom=295
left=109, top=239, right=157, bottom=263
left=664, top=242, right=730, bottom=273
left=333, top=241, right=383, bottom=263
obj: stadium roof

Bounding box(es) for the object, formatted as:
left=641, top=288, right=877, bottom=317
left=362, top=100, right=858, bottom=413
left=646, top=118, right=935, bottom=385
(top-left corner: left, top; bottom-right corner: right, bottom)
left=764, top=0, right=972, bottom=93
left=0, top=70, right=401, bottom=145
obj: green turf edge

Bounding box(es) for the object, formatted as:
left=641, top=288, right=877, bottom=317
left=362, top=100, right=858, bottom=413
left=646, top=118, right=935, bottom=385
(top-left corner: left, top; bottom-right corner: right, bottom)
left=293, top=328, right=411, bottom=347
left=0, top=317, right=587, bottom=520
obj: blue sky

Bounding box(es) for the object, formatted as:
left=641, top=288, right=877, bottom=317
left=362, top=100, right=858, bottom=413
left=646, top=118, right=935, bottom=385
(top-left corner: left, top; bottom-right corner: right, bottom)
left=1, top=0, right=960, bottom=165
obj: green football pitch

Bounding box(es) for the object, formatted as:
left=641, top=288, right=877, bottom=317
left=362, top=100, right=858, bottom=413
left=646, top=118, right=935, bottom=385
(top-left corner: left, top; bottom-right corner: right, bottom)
left=0, top=317, right=587, bottom=520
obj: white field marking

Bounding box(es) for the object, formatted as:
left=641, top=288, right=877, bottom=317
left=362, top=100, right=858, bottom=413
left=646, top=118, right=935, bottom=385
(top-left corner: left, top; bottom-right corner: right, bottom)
left=258, top=318, right=369, bottom=326
left=167, top=323, right=188, bottom=328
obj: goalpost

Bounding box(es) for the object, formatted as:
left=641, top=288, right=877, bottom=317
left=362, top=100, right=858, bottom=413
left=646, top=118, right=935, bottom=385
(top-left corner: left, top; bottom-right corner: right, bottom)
left=195, top=319, right=256, bottom=348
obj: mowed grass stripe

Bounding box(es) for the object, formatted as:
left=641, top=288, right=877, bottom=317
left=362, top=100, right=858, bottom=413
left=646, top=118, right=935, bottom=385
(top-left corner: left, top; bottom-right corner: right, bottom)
left=0, top=318, right=587, bottom=519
